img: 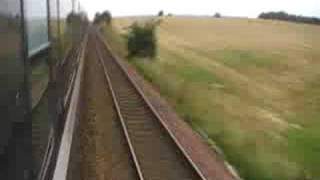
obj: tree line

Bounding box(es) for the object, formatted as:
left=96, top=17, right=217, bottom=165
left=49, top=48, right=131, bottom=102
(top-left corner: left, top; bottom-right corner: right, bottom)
left=258, top=11, right=320, bottom=25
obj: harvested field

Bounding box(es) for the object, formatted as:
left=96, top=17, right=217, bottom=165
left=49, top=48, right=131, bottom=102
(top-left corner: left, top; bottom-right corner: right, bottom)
left=104, top=16, right=320, bottom=180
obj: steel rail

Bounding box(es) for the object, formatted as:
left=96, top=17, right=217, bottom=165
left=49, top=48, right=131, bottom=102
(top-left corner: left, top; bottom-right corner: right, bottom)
left=94, top=35, right=145, bottom=180
left=95, top=32, right=208, bottom=180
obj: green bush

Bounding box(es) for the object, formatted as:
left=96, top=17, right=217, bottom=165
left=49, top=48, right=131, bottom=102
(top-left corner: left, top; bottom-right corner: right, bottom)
left=127, top=21, right=159, bottom=58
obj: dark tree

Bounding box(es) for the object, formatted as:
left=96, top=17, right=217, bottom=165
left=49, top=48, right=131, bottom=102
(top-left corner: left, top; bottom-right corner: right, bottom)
left=66, top=12, right=77, bottom=24
left=258, top=11, right=320, bottom=25
left=66, top=12, right=89, bottom=26
left=158, top=10, right=164, bottom=16
left=214, top=12, right=221, bottom=18
left=101, top=10, right=112, bottom=24
left=93, top=10, right=112, bottom=25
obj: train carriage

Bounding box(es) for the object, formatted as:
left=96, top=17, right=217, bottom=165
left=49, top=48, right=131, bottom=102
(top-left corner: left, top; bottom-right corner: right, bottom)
left=0, top=0, right=87, bottom=179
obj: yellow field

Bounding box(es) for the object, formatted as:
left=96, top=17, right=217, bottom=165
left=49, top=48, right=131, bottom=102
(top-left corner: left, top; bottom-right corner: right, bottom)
left=105, top=16, right=320, bottom=180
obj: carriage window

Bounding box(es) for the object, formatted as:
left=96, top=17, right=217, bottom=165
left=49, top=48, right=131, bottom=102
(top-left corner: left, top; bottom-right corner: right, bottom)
left=25, top=0, right=49, bottom=56
left=25, top=0, right=51, bottom=175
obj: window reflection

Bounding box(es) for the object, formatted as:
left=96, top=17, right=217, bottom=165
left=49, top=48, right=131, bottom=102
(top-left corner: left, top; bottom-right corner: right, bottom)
left=25, top=0, right=49, bottom=55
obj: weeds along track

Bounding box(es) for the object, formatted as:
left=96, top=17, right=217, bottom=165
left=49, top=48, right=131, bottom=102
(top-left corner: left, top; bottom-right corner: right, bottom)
left=93, top=32, right=205, bottom=180
left=79, top=34, right=139, bottom=180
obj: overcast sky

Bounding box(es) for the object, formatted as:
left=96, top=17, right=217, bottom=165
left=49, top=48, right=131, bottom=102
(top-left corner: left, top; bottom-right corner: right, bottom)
left=80, top=0, right=320, bottom=20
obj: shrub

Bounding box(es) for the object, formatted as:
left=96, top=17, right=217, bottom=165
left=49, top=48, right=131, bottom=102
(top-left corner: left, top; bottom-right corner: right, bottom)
left=127, top=20, right=159, bottom=58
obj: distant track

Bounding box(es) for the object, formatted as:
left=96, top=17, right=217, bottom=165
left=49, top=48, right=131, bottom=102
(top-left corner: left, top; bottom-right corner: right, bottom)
left=92, top=30, right=206, bottom=180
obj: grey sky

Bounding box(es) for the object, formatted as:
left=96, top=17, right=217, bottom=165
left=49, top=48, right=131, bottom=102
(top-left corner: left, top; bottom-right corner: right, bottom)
left=80, top=0, right=320, bottom=20
left=25, top=0, right=47, bottom=18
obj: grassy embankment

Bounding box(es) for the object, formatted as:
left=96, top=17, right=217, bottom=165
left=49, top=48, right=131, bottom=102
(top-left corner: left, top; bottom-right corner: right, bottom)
left=103, top=17, right=320, bottom=180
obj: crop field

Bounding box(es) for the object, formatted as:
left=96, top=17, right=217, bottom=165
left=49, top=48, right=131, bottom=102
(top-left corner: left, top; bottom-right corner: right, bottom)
left=104, top=16, right=320, bottom=180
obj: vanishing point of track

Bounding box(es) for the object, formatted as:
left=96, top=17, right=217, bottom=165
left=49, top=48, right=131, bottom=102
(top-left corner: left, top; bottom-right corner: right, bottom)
left=85, top=30, right=207, bottom=180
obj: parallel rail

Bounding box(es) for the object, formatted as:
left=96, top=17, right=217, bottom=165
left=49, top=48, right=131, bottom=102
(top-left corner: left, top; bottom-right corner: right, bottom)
left=94, top=32, right=207, bottom=180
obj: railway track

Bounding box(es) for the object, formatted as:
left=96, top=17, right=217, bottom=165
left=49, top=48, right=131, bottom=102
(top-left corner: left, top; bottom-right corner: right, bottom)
left=91, top=31, right=206, bottom=180
left=80, top=35, right=139, bottom=180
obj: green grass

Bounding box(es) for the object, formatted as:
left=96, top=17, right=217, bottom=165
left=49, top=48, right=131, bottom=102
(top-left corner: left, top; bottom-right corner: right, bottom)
left=289, top=121, right=320, bottom=179
left=177, top=64, right=221, bottom=83
left=288, top=76, right=320, bottom=179
left=214, top=49, right=276, bottom=67
left=104, top=17, right=320, bottom=180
